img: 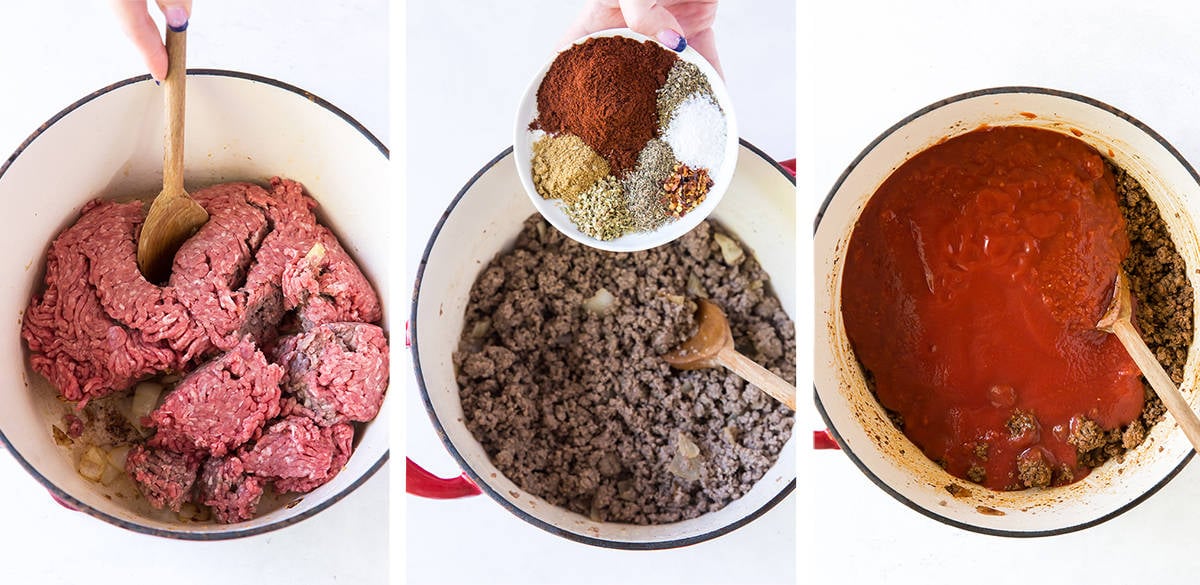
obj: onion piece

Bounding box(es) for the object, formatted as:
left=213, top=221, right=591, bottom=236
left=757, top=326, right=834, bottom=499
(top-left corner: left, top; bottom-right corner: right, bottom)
left=583, top=288, right=615, bottom=314
left=77, top=447, right=107, bottom=482
left=469, top=318, right=491, bottom=339
left=107, top=445, right=131, bottom=470
left=713, top=233, right=744, bottom=265
left=130, top=382, right=164, bottom=425
left=99, top=462, right=123, bottom=486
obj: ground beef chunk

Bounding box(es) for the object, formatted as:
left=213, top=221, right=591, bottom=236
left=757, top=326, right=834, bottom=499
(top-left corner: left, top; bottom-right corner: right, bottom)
left=273, top=322, right=388, bottom=426
left=21, top=178, right=368, bottom=405
left=197, top=456, right=263, bottom=523
left=455, top=217, right=794, bottom=524
left=125, top=445, right=201, bottom=512
left=21, top=201, right=181, bottom=405
left=148, top=337, right=283, bottom=457
left=282, top=239, right=383, bottom=328
left=1006, top=410, right=1038, bottom=440
left=1017, top=449, right=1053, bottom=489
left=240, top=416, right=354, bottom=494
left=64, top=414, right=83, bottom=439
left=1068, top=417, right=1108, bottom=453
left=169, top=183, right=275, bottom=352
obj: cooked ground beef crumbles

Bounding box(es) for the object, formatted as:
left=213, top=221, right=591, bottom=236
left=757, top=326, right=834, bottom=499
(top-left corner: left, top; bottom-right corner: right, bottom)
left=1078, top=164, right=1196, bottom=465
left=455, top=216, right=795, bottom=524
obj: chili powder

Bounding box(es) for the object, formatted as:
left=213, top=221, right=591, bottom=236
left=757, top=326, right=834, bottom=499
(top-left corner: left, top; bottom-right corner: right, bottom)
left=532, top=36, right=677, bottom=175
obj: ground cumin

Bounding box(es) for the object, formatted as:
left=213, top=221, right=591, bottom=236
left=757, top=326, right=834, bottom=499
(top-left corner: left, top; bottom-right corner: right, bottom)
left=532, top=36, right=677, bottom=175
left=531, top=134, right=610, bottom=203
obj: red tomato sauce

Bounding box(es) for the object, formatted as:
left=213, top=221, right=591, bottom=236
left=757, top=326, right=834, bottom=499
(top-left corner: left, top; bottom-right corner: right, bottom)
left=841, top=126, right=1142, bottom=490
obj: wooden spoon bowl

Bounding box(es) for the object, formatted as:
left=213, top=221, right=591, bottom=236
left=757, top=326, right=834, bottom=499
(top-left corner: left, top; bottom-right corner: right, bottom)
left=663, top=298, right=796, bottom=410
left=1098, top=269, right=1200, bottom=452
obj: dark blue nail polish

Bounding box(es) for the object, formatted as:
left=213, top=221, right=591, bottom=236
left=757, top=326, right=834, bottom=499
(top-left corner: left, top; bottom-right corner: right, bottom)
left=168, top=20, right=189, bottom=33
left=657, top=29, right=687, bottom=52
left=154, top=80, right=161, bottom=86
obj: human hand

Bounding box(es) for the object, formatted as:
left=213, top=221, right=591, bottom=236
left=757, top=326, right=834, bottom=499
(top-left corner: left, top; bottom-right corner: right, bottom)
left=563, top=0, right=721, bottom=75
left=111, top=0, right=193, bottom=82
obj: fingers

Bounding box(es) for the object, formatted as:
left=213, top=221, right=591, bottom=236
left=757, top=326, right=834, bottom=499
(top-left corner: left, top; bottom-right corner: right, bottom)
left=110, top=0, right=168, bottom=81
left=618, top=0, right=687, bottom=51
left=560, top=0, right=624, bottom=49
left=154, top=0, right=192, bottom=31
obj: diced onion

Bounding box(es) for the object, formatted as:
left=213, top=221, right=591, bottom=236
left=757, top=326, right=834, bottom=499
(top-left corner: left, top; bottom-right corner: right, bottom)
left=677, top=433, right=701, bottom=459
left=99, top=462, right=123, bottom=486
left=77, top=447, right=107, bottom=482
left=107, top=445, right=131, bottom=470
left=713, top=233, right=744, bottom=265
left=583, top=288, right=615, bottom=314
left=469, top=318, right=492, bottom=339
left=687, top=274, right=707, bottom=298
left=130, top=382, right=164, bottom=424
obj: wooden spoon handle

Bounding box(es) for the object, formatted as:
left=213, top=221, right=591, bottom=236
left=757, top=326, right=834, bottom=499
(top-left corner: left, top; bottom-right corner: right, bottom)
left=163, top=28, right=186, bottom=195
left=717, top=347, right=796, bottom=410
left=1114, top=320, right=1200, bottom=452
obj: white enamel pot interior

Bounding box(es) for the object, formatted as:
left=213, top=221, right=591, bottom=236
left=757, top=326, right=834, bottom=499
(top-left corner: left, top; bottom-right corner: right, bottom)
left=413, top=141, right=794, bottom=549
left=513, top=27, right=738, bottom=253
left=0, top=71, right=390, bottom=539
left=815, top=87, right=1200, bottom=536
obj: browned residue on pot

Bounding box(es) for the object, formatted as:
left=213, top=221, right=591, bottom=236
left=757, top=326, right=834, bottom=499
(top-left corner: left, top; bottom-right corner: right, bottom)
left=976, top=505, right=1006, bottom=516
left=945, top=484, right=972, bottom=499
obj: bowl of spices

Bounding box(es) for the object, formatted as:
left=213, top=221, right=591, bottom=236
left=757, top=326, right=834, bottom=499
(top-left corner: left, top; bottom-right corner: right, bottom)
left=815, top=87, right=1200, bottom=536
left=515, top=29, right=738, bottom=252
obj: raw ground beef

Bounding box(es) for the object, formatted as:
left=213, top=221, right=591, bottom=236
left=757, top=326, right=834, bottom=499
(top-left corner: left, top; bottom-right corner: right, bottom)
left=197, top=456, right=263, bottom=524
left=21, top=178, right=380, bottom=405
left=148, top=337, right=283, bottom=457
left=273, top=322, right=389, bottom=426
left=455, top=216, right=795, bottom=524
left=239, top=416, right=355, bottom=494
left=23, top=177, right=389, bottom=522
left=125, top=445, right=202, bottom=512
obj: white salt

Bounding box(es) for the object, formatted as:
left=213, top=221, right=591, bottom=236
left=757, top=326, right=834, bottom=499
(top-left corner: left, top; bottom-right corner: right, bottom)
left=664, top=93, right=726, bottom=171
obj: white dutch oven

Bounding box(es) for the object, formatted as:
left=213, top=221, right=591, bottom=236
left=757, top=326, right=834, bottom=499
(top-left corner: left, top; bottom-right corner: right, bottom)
left=0, top=71, right=390, bottom=539
left=412, top=142, right=795, bottom=548
left=815, top=87, right=1200, bottom=536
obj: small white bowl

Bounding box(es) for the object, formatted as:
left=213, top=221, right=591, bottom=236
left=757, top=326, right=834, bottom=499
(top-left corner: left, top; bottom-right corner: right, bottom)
left=514, top=28, right=738, bottom=252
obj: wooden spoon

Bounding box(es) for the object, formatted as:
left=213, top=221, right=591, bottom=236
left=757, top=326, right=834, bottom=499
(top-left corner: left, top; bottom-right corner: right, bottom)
left=1097, top=270, right=1200, bottom=452
left=136, top=27, right=209, bottom=283
left=663, top=298, right=796, bottom=410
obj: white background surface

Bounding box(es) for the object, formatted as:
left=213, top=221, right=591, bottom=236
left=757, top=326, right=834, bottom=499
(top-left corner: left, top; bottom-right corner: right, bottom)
left=805, top=1, right=1200, bottom=582
left=405, top=1, right=795, bottom=584
left=0, top=2, right=388, bottom=584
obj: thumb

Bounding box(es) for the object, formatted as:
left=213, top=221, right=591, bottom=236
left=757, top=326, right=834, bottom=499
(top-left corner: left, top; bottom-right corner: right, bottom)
left=618, top=0, right=687, bottom=52
left=155, top=0, right=193, bottom=31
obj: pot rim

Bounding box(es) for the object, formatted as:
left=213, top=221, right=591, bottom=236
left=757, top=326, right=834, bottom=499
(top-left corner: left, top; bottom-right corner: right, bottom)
left=813, top=85, right=1198, bottom=538
left=411, top=140, right=797, bottom=550
left=0, top=69, right=391, bottom=541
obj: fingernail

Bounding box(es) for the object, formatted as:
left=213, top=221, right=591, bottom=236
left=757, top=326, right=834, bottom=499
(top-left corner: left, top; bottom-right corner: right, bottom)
left=657, top=29, right=686, bottom=52
left=165, top=7, right=189, bottom=32
left=154, top=79, right=161, bottom=87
